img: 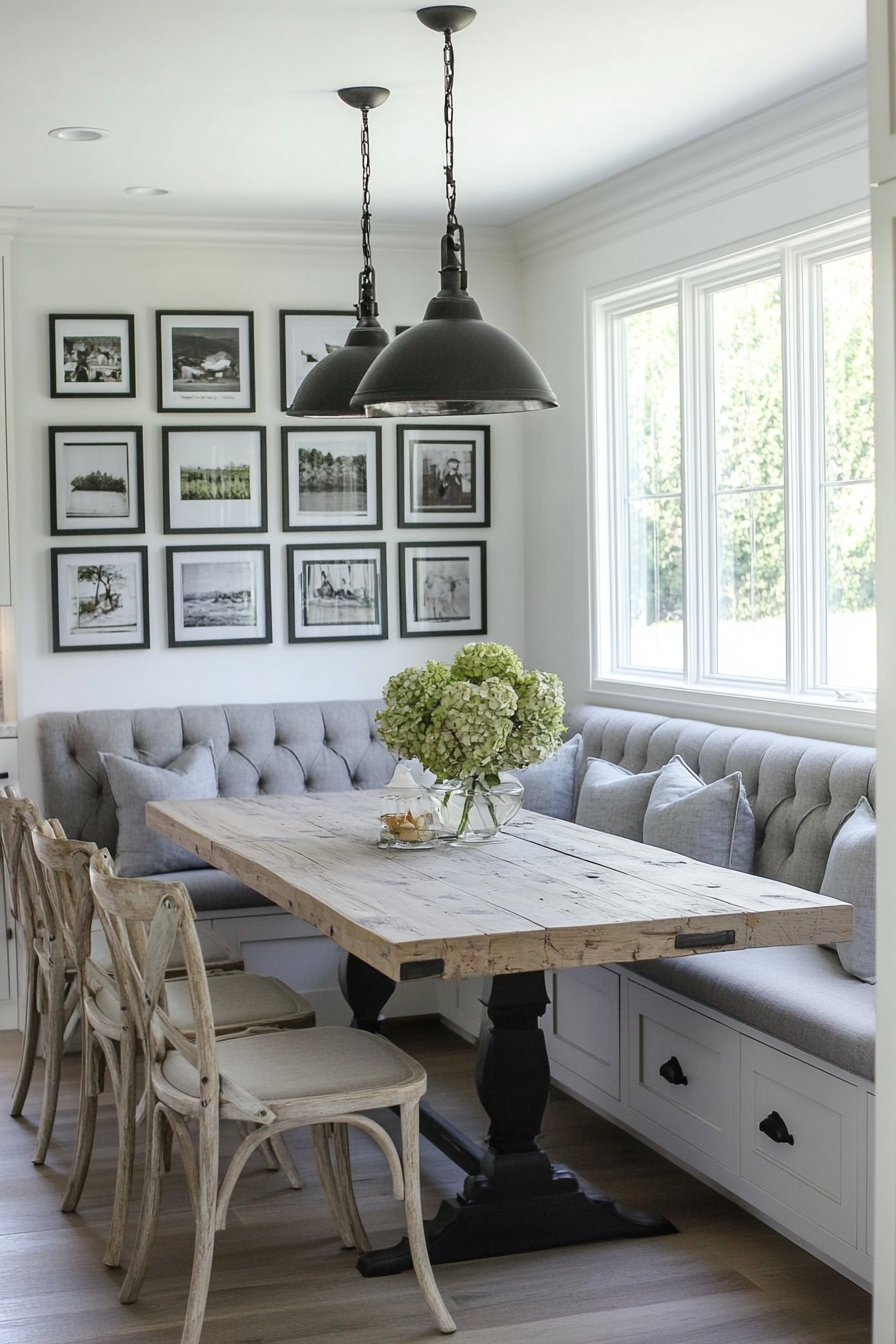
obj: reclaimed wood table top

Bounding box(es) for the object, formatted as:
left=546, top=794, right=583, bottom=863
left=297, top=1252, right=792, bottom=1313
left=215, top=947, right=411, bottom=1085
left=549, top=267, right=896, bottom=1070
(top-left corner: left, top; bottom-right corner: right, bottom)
left=146, top=792, right=853, bottom=983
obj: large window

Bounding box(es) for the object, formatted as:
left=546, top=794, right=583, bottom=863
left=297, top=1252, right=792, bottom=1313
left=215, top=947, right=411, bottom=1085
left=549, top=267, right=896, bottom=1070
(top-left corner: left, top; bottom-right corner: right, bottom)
left=594, top=222, right=874, bottom=711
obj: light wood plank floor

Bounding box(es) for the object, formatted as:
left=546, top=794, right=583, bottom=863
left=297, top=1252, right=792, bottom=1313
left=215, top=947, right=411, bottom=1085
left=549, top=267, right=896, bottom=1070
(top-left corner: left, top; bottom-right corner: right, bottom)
left=0, top=1021, right=871, bottom=1344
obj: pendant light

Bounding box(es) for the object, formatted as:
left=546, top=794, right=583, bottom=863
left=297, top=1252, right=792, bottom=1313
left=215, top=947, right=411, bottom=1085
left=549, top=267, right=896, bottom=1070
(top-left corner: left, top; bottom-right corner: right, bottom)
left=350, top=6, right=557, bottom=417
left=286, top=86, right=391, bottom=418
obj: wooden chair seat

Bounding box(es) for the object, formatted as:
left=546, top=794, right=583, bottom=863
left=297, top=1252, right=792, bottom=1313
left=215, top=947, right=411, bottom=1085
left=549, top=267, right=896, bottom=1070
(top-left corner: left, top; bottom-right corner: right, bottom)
left=88, top=923, right=243, bottom=977
left=94, top=972, right=315, bottom=1038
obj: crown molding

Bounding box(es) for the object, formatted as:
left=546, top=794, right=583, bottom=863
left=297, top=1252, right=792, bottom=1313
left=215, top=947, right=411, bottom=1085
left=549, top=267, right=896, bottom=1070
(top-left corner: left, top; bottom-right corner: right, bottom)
left=0, top=207, right=514, bottom=255
left=509, top=67, right=870, bottom=261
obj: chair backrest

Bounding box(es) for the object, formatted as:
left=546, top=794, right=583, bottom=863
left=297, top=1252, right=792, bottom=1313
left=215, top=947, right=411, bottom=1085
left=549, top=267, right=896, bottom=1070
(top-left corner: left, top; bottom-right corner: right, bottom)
left=0, top=795, right=61, bottom=948
left=29, top=826, right=98, bottom=975
left=0, top=790, right=40, bottom=933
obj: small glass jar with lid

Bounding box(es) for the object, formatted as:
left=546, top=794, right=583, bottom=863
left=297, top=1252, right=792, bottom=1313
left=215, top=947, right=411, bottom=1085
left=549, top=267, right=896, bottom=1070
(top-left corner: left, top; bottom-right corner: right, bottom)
left=378, top=763, right=442, bottom=848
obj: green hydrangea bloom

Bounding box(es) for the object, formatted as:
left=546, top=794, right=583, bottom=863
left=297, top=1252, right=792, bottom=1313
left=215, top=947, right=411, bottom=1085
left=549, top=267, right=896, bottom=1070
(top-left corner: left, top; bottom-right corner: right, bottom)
left=451, top=642, right=524, bottom=686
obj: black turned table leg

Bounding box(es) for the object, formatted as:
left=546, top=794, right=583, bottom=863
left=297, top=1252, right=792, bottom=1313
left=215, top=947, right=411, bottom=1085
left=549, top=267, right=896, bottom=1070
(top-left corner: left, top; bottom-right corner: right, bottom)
left=355, top=968, right=676, bottom=1277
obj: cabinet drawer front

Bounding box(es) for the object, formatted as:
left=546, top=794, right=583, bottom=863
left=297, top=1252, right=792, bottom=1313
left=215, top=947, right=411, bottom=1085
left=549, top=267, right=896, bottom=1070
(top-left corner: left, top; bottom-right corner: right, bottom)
left=550, top=967, right=620, bottom=1099
left=741, top=1038, right=857, bottom=1245
left=628, top=981, right=739, bottom=1169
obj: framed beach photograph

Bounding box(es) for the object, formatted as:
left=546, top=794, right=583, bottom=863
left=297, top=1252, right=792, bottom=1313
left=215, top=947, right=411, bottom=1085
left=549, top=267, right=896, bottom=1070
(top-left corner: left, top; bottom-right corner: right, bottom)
left=281, top=426, right=381, bottom=531
left=398, top=541, right=486, bottom=638
left=166, top=544, right=271, bottom=647
left=279, top=309, right=356, bottom=411
left=49, top=426, right=144, bottom=535
left=49, top=315, right=135, bottom=398
left=287, top=543, right=387, bottom=643
left=163, top=427, right=267, bottom=534
left=156, top=311, right=255, bottom=412
left=397, top=425, right=490, bottom=527
left=51, top=546, right=149, bottom=652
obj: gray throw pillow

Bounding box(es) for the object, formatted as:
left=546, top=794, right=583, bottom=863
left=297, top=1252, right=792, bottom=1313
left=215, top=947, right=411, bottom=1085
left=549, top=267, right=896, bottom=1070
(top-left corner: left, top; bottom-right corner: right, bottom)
left=511, top=734, right=582, bottom=821
left=822, top=796, right=876, bottom=984
left=99, top=742, right=218, bottom=879
left=642, top=755, right=755, bottom=871
left=574, top=758, right=660, bottom=841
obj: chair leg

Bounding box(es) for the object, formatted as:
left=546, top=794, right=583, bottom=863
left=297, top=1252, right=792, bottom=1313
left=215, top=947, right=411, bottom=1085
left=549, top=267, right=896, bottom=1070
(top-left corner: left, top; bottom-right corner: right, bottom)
left=333, top=1124, right=371, bottom=1254
left=268, top=1132, right=304, bottom=1190
left=311, top=1124, right=356, bottom=1249
left=32, top=963, right=65, bottom=1165
left=104, top=1024, right=137, bottom=1268
left=400, top=1103, right=456, bottom=1335
left=61, top=1017, right=102, bottom=1212
left=120, top=1100, right=167, bottom=1306
left=10, top=949, right=39, bottom=1117
left=180, top=1107, right=220, bottom=1344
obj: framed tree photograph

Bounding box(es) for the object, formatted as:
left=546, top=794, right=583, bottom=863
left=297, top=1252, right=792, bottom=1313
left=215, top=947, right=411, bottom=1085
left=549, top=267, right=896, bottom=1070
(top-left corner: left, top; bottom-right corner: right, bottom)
left=397, top=425, right=490, bottom=527
left=51, top=546, right=149, bottom=652
left=163, top=427, right=267, bottom=534
left=49, top=426, right=144, bottom=535
left=281, top=426, right=381, bottom=531
left=287, top=543, right=387, bottom=642
left=279, top=309, right=356, bottom=411
left=166, top=544, right=271, bottom=647
left=156, top=311, right=255, bottom=412
left=398, top=541, right=486, bottom=638
left=49, top=315, right=135, bottom=398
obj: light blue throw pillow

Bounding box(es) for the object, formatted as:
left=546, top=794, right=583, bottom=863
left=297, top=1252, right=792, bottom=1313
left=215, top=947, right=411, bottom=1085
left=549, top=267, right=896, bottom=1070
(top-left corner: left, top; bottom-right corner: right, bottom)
left=99, top=741, right=218, bottom=879
left=574, top=757, right=661, bottom=841
left=822, top=796, right=876, bottom=984
left=511, top=734, right=582, bottom=821
left=642, top=755, right=755, bottom=871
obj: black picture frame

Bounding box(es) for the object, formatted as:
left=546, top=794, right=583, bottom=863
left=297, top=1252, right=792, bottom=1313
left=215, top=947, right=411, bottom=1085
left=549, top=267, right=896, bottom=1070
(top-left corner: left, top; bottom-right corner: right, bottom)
left=162, top=427, right=267, bottom=534
left=49, top=426, right=145, bottom=535
left=398, top=540, right=487, bottom=638
left=166, top=544, right=272, bottom=647
left=279, top=309, right=356, bottom=411
left=397, top=424, right=490, bottom=527
left=287, top=542, right=388, bottom=643
left=156, top=310, right=255, bottom=412
left=51, top=545, right=150, bottom=652
left=49, top=314, right=136, bottom=398
left=281, top=425, right=382, bottom=531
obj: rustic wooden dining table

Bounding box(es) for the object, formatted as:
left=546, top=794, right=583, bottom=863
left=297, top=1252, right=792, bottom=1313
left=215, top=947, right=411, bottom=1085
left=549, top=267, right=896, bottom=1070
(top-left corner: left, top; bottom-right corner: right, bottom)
left=146, top=790, right=853, bottom=1275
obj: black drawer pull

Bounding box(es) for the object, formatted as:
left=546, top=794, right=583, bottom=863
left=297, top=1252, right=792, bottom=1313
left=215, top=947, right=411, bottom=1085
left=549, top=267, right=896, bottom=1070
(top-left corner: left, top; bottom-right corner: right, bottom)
left=659, top=1055, right=688, bottom=1086
left=759, top=1109, right=794, bottom=1145
left=0, top=773, right=9, bottom=781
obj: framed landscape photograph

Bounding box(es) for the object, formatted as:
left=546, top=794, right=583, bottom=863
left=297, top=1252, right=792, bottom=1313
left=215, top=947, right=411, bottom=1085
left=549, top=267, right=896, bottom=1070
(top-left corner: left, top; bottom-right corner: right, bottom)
left=279, top=309, right=356, bottom=411
left=397, top=425, right=490, bottom=527
left=51, top=546, right=149, bottom=652
left=156, top=311, right=255, bottom=412
left=166, top=544, right=271, bottom=647
left=163, top=427, right=267, bottom=534
left=49, top=315, right=135, bottom=398
left=287, top=543, right=387, bottom=642
left=398, top=541, right=486, bottom=638
left=281, top=426, right=381, bottom=531
left=49, top=426, right=144, bottom=535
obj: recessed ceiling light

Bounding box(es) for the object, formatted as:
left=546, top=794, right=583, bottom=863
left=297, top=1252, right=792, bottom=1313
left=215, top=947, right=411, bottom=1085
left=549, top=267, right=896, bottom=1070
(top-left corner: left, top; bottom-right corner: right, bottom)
left=48, top=126, right=109, bottom=142
left=125, top=186, right=169, bottom=196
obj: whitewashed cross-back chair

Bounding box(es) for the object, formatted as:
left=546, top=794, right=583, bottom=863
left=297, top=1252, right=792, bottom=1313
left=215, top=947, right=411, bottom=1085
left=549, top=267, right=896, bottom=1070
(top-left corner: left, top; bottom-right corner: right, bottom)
left=31, top=829, right=318, bottom=1268
left=88, top=853, right=456, bottom=1343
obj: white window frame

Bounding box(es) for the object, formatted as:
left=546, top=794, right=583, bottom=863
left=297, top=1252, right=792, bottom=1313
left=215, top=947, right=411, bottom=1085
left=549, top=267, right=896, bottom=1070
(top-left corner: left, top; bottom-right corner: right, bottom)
left=589, top=216, right=873, bottom=735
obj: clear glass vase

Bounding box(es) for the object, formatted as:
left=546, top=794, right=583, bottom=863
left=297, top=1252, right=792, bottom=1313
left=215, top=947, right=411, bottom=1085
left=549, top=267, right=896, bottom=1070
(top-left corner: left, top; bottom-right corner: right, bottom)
left=433, top=776, right=525, bottom=843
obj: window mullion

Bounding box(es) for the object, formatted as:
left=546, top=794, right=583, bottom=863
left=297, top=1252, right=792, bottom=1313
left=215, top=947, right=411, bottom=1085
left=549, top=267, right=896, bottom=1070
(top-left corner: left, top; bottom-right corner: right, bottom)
left=682, top=277, right=712, bottom=684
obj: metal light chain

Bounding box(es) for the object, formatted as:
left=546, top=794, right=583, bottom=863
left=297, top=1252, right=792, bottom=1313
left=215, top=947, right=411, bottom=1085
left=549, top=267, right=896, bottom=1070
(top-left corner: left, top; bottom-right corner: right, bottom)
left=360, top=107, right=373, bottom=282
left=443, top=28, right=457, bottom=225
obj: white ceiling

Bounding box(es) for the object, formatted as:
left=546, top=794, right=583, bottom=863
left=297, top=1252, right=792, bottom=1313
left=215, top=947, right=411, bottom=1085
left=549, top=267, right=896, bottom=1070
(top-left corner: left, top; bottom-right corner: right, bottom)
left=0, top=0, right=866, bottom=227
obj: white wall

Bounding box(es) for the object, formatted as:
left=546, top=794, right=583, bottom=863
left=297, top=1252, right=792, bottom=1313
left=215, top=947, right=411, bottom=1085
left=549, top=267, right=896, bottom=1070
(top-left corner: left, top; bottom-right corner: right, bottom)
left=2, top=217, right=525, bottom=798
left=513, top=69, right=871, bottom=738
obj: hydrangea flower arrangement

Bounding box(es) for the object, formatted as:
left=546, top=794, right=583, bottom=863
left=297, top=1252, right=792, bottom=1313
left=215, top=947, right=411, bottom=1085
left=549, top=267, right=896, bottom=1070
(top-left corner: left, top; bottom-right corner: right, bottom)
left=378, top=643, right=566, bottom=792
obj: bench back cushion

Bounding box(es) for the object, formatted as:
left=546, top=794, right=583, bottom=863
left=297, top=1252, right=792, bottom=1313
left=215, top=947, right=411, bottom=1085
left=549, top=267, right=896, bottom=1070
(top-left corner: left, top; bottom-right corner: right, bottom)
left=38, top=701, right=395, bottom=853
left=566, top=705, right=875, bottom=895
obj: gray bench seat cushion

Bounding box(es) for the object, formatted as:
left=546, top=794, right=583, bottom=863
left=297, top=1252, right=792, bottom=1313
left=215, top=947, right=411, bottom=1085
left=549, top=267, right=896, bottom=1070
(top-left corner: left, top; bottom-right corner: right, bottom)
left=631, top=944, right=875, bottom=1080
left=146, top=867, right=272, bottom=912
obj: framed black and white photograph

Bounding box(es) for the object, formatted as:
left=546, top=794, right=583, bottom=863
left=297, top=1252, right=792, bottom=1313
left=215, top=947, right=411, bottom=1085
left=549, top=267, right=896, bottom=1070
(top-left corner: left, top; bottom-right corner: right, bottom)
left=281, top=426, right=381, bottom=531
left=163, top=427, right=267, bottom=534
left=49, top=315, right=135, bottom=398
left=49, top=426, right=144, bottom=535
left=279, top=309, right=356, bottom=411
left=166, top=544, right=271, bottom=647
left=287, top=543, right=387, bottom=642
left=156, top=311, right=255, bottom=412
left=397, top=425, right=490, bottom=527
left=398, top=541, right=486, bottom=638
left=51, top=546, right=149, bottom=652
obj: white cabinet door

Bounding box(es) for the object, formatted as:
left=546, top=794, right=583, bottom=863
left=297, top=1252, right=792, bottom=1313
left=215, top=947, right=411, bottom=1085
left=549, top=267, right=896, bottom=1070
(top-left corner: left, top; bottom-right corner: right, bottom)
left=550, top=966, right=620, bottom=1100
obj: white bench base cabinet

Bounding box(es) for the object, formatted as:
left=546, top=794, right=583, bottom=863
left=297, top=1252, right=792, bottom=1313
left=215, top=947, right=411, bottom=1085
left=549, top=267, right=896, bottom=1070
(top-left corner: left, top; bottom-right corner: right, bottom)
left=436, top=965, right=874, bottom=1291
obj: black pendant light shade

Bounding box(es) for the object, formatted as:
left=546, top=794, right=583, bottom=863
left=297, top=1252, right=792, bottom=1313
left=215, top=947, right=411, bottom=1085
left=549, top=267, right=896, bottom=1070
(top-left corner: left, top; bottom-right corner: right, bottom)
left=350, top=7, right=557, bottom=417
left=287, top=86, right=390, bottom=418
